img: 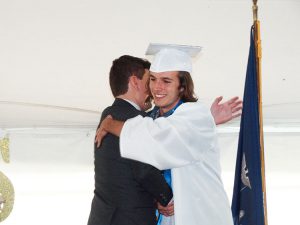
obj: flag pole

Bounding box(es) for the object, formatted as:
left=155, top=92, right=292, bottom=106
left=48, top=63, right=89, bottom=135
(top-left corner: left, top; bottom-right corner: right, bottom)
left=252, top=1, right=268, bottom=225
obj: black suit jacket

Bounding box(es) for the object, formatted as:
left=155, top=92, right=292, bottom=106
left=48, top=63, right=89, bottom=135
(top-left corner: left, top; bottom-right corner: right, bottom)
left=87, top=98, right=172, bottom=225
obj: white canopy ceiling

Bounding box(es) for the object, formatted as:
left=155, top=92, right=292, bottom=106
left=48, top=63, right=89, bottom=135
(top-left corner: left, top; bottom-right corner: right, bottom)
left=1, top=0, right=299, bottom=130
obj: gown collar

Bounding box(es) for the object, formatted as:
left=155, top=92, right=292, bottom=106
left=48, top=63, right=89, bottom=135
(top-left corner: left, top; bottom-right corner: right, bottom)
left=150, top=100, right=183, bottom=119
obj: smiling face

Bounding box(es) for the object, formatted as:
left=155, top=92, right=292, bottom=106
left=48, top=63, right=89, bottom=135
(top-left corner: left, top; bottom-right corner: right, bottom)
left=149, top=71, right=182, bottom=114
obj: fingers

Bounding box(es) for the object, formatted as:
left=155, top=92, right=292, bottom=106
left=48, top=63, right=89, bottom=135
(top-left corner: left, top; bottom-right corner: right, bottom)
left=214, top=96, right=241, bottom=107
left=231, top=110, right=242, bottom=117
left=231, top=105, right=243, bottom=113
left=158, top=201, right=174, bottom=216
left=227, top=97, right=243, bottom=113
left=94, top=115, right=112, bottom=148
left=211, top=96, right=223, bottom=112
left=94, top=128, right=100, bottom=143
left=159, top=208, right=174, bottom=216
left=227, top=96, right=239, bottom=104
left=230, top=100, right=243, bottom=108
left=230, top=101, right=243, bottom=114
left=214, top=96, right=223, bottom=105
left=95, top=129, right=107, bottom=148
left=95, top=128, right=102, bottom=144
left=231, top=112, right=242, bottom=119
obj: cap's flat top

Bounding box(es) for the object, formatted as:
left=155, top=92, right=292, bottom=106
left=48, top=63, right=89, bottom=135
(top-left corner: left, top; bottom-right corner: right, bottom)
left=145, top=43, right=202, bottom=57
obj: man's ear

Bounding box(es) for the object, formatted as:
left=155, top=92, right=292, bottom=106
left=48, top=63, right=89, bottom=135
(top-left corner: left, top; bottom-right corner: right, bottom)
left=129, top=75, right=140, bottom=90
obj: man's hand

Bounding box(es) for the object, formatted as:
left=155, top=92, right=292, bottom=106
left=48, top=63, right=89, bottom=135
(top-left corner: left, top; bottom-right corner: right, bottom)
left=157, top=200, right=174, bottom=217
left=95, top=115, right=113, bottom=148
left=210, top=96, right=243, bottom=125
left=95, top=115, right=125, bottom=148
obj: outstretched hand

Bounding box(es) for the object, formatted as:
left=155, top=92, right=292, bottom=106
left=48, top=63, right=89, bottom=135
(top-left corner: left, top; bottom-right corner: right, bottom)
left=210, top=96, right=243, bottom=125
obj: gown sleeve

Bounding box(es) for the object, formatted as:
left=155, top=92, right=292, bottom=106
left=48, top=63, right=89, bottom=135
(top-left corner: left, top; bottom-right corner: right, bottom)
left=119, top=102, right=217, bottom=170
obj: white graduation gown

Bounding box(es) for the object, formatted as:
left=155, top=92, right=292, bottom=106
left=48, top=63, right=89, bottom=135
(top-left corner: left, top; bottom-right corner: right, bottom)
left=119, top=102, right=233, bottom=225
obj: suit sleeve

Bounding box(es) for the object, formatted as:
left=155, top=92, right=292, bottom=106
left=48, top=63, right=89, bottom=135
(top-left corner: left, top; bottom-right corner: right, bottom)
left=130, top=161, right=173, bottom=207
left=120, top=102, right=217, bottom=170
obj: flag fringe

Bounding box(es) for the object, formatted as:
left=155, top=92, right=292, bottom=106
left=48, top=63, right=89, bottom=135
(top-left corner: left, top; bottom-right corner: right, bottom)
left=254, top=20, right=268, bottom=225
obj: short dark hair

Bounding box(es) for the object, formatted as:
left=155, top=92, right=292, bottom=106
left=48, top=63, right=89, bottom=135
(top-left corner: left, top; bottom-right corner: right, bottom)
left=178, top=71, right=198, bottom=102
left=109, top=55, right=150, bottom=97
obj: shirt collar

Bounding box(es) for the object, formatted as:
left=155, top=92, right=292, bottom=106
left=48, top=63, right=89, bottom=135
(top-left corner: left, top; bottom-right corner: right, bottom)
left=122, top=99, right=141, bottom=110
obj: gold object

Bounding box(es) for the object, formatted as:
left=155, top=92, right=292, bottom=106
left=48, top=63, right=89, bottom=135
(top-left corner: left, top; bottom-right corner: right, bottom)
left=253, top=0, right=268, bottom=222
left=0, top=171, right=14, bottom=222
left=0, top=137, right=10, bottom=163
left=252, top=0, right=258, bottom=22
left=254, top=20, right=268, bottom=225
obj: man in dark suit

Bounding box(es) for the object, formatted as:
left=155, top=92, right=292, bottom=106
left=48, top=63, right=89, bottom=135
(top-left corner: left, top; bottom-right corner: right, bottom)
left=87, top=55, right=173, bottom=225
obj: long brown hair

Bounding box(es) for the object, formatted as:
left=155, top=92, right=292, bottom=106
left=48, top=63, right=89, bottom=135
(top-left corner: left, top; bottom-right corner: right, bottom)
left=178, top=71, right=198, bottom=102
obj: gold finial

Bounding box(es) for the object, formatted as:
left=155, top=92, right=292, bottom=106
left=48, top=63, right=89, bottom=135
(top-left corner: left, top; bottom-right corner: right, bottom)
left=253, top=0, right=258, bottom=22
left=0, top=136, right=10, bottom=163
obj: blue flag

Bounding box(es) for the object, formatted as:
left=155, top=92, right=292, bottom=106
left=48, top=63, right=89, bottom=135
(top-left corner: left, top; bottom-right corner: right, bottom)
left=231, top=25, right=265, bottom=225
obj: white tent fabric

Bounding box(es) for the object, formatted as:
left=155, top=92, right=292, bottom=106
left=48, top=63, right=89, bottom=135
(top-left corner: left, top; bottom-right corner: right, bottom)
left=0, top=0, right=300, bottom=128
left=1, top=0, right=300, bottom=225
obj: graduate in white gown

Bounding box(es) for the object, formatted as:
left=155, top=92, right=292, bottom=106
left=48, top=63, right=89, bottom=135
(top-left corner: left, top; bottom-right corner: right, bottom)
left=95, top=44, right=242, bottom=225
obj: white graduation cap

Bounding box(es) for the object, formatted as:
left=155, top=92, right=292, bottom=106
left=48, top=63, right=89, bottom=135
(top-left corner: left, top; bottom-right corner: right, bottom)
left=145, top=43, right=202, bottom=73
